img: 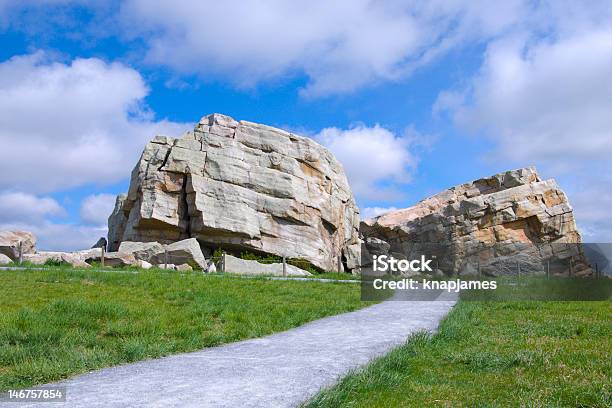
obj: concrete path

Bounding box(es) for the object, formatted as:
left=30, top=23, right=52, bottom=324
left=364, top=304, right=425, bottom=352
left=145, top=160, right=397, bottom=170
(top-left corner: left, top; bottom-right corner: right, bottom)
left=3, top=293, right=456, bottom=408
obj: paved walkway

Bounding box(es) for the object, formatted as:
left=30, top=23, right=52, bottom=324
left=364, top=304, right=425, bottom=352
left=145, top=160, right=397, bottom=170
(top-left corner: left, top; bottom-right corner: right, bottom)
left=4, top=292, right=456, bottom=408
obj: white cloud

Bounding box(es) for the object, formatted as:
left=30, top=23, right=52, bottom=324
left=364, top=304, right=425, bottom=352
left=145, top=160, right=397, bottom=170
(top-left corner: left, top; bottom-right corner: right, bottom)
left=0, top=53, right=189, bottom=251
left=434, top=6, right=612, bottom=240
left=361, top=206, right=398, bottom=220
left=437, top=29, right=612, bottom=165
left=0, top=191, right=113, bottom=251
left=117, top=0, right=528, bottom=96
left=0, top=52, right=190, bottom=193
left=0, top=190, right=105, bottom=251
left=80, top=193, right=116, bottom=226
left=0, top=219, right=106, bottom=251
left=0, top=191, right=65, bottom=223
left=315, top=124, right=421, bottom=201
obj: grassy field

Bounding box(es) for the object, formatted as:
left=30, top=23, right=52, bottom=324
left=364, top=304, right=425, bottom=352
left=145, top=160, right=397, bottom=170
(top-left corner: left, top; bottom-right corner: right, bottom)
left=306, top=300, right=611, bottom=407
left=0, top=268, right=366, bottom=392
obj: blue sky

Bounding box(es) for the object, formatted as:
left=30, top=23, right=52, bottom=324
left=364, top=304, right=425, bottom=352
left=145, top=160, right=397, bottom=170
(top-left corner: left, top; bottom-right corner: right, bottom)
left=1, top=1, right=611, bottom=250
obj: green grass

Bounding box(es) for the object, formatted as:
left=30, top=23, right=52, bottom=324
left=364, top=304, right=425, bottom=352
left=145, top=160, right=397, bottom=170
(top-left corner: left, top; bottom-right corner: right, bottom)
left=0, top=268, right=368, bottom=392
left=305, top=300, right=612, bottom=407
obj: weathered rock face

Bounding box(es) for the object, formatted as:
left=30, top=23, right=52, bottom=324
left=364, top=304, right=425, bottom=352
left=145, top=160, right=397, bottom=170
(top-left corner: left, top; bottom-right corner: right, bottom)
left=0, top=231, right=36, bottom=260
left=361, top=167, right=591, bottom=276
left=108, top=113, right=360, bottom=272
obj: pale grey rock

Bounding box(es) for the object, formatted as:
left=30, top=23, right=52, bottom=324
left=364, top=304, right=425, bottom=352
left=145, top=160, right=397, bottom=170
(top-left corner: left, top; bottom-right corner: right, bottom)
left=0, top=253, right=12, bottom=265
left=361, top=167, right=592, bottom=277
left=21, top=253, right=51, bottom=265
left=158, top=264, right=176, bottom=270
left=103, top=252, right=137, bottom=267
left=107, top=194, right=128, bottom=253
left=23, top=252, right=91, bottom=268
left=176, top=263, right=193, bottom=271
left=223, top=254, right=312, bottom=277
left=136, top=260, right=153, bottom=269
left=344, top=243, right=361, bottom=272
left=0, top=230, right=36, bottom=261
left=108, top=113, right=360, bottom=272
left=118, top=241, right=164, bottom=262
left=117, top=239, right=206, bottom=270
left=365, top=237, right=390, bottom=255
left=206, top=262, right=217, bottom=273
left=158, top=238, right=207, bottom=270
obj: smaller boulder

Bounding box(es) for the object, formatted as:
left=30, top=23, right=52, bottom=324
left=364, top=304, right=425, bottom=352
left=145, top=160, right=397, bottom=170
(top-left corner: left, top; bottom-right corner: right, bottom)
left=154, top=238, right=207, bottom=270
left=73, top=248, right=103, bottom=263
left=176, top=263, right=193, bottom=271
left=118, top=241, right=164, bottom=262
left=157, top=263, right=176, bottom=270
left=0, top=231, right=36, bottom=261
left=343, top=243, right=361, bottom=271
left=365, top=237, right=390, bottom=256
left=136, top=260, right=153, bottom=270
left=91, top=237, right=107, bottom=250
left=0, top=253, right=12, bottom=265
left=206, top=262, right=217, bottom=274
left=103, top=252, right=137, bottom=267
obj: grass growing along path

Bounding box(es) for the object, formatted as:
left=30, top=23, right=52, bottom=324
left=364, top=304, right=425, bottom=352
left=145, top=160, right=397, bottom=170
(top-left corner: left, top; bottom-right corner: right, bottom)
left=0, top=268, right=368, bottom=392
left=305, top=300, right=611, bottom=407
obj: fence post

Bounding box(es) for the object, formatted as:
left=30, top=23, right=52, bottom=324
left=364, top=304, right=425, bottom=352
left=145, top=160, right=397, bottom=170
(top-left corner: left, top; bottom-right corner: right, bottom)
left=569, top=258, right=573, bottom=277
left=546, top=259, right=550, bottom=280
left=221, top=251, right=226, bottom=273
left=517, top=261, right=521, bottom=284
left=282, top=256, right=287, bottom=277
left=164, top=249, right=168, bottom=269
left=337, top=255, right=342, bottom=273
left=101, top=246, right=105, bottom=267
left=595, top=263, right=599, bottom=279
left=18, top=241, right=23, bottom=265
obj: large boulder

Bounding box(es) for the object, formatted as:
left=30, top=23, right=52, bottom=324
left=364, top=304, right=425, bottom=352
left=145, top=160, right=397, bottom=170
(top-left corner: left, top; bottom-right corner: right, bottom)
left=361, top=167, right=592, bottom=276
left=0, top=231, right=36, bottom=261
left=107, top=113, right=360, bottom=272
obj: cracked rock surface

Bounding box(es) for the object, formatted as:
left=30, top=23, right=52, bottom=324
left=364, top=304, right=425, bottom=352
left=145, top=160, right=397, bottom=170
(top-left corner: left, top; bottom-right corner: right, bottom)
left=108, top=113, right=360, bottom=272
